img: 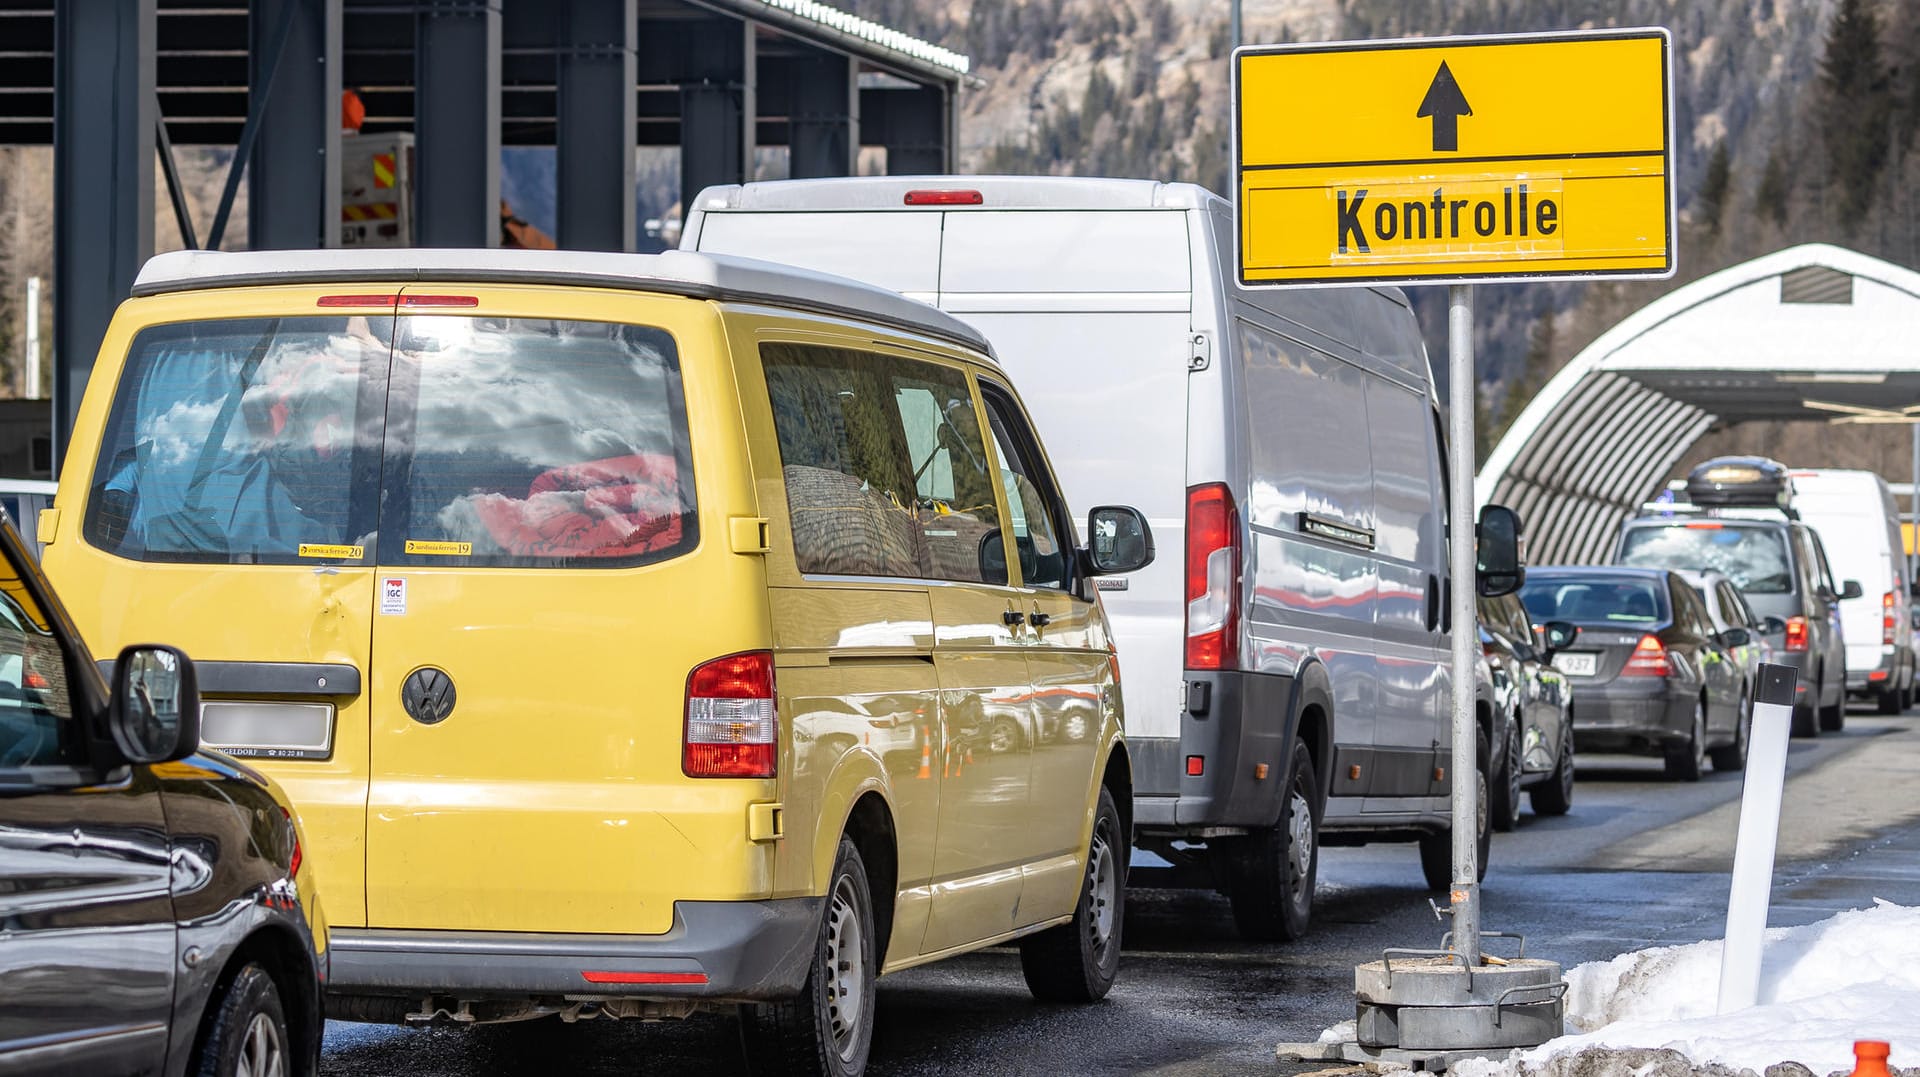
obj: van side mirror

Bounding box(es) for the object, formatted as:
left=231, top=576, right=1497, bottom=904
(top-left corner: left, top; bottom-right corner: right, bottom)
left=1541, top=620, right=1579, bottom=656
left=1840, top=579, right=1864, bottom=601
left=1083, top=506, right=1155, bottom=576
left=1761, top=615, right=1788, bottom=635
left=978, top=529, right=1008, bottom=586
left=1716, top=626, right=1753, bottom=650
left=1476, top=504, right=1525, bottom=598
left=108, top=645, right=200, bottom=766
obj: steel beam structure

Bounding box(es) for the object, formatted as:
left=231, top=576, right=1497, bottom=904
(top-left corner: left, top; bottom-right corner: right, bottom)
left=677, top=17, right=755, bottom=204
left=782, top=51, right=857, bottom=179
left=413, top=0, right=501, bottom=246
left=556, top=0, right=637, bottom=250
left=862, top=82, right=948, bottom=175
left=249, top=0, right=342, bottom=249
left=53, top=0, right=155, bottom=463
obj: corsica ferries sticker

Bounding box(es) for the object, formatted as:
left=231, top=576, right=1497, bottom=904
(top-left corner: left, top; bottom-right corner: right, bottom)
left=298, top=544, right=365, bottom=559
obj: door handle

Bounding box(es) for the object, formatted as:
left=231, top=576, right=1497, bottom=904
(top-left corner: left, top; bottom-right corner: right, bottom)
left=1002, top=610, right=1027, bottom=627
left=1030, top=610, right=1053, bottom=628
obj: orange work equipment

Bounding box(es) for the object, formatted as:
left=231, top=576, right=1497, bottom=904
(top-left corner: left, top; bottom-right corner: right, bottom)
left=1849, top=1041, right=1893, bottom=1077
left=341, top=89, right=366, bottom=133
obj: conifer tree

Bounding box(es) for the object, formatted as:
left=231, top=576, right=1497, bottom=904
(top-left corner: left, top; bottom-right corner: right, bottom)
left=1697, top=141, right=1732, bottom=236
left=1818, top=0, right=1894, bottom=231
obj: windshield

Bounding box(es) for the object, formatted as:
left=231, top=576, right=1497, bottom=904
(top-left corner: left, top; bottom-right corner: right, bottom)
left=1617, top=523, right=1793, bottom=593
left=1520, top=576, right=1670, bottom=626
left=84, top=314, right=695, bottom=569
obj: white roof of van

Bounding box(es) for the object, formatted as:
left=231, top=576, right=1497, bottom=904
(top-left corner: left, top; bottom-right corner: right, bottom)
left=689, top=175, right=1221, bottom=212
left=129, top=248, right=994, bottom=356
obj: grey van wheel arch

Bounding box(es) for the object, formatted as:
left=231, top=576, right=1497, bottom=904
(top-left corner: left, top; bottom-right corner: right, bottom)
left=1284, top=662, right=1335, bottom=825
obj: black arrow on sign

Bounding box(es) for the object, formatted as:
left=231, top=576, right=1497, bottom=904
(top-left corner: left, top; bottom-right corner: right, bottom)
left=1416, top=60, right=1473, bottom=152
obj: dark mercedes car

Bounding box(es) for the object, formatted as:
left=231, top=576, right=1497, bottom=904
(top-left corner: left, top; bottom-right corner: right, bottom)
left=0, top=518, right=325, bottom=1077
left=1519, top=566, right=1751, bottom=782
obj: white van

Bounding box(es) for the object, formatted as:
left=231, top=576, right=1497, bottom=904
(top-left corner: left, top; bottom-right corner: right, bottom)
left=1792, top=469, right=1913, bottom=713
left=683, top=176, right=1516, bottom=941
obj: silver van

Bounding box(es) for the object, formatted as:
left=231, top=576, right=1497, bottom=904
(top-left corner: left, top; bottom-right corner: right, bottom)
left=683, top=176, right=1513, bottom=940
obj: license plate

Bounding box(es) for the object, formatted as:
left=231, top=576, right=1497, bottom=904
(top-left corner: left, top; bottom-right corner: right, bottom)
left=1553, top=652, right=1598, bottom=677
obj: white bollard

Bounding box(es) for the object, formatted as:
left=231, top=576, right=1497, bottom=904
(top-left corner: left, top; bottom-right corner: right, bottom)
left=1716, top=663, right=1798, bottom=1014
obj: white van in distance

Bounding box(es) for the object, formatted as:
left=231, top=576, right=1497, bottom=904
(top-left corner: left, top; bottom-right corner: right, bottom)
left=1792, top=469, right=1914, bottom=713
left=683, top=176, right=1517, bottom=940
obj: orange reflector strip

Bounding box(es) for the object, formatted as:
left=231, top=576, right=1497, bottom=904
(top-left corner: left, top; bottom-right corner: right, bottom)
left=580, top=970, right=708, bottom=985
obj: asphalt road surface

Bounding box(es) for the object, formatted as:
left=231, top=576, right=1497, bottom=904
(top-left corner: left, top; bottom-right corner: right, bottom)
left=321, top=708, right=1920, bottom=1076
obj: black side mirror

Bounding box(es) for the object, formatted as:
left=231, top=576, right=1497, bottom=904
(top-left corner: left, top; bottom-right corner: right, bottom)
left=1542, top=620, right=1579, bottom=654
left=1910, top=608, right=1920, bottom=633
left=1718, top=626, right=1753, bottom=649
left=1082, top=506, right=1155, bottom=576
left=109, top=645, right=200, bottom=766
left=1761, top=615, right=1788, bottom=635
left=1840, top=579, right=1864, bottom=601
left=1476, top=504, right=1526, bottom=598
left=978, top=529, right=1008, bottom=586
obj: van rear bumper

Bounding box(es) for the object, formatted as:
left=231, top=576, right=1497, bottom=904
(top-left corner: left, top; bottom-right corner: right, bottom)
left=1133, top=670, right=1297, bottom=832
left=326, top=898, right=823, bottom=1004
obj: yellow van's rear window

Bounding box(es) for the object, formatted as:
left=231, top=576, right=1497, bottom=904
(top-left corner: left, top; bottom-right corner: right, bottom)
left=83, top=315, right=696, bottom=569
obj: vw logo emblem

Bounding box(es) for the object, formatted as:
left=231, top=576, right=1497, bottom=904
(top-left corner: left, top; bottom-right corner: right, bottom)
left=401, top=667, right=457, bottom=725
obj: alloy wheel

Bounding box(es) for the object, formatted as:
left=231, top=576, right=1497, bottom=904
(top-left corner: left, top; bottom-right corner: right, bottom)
left=236, top=1012, right=285, bottom=1077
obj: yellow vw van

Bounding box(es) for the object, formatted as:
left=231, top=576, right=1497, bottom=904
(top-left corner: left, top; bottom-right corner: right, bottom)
left=43, top=249, right=1152, bottom=1077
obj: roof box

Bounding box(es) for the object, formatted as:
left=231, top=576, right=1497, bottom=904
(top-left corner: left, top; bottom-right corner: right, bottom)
left=1685, top=456, right=1796, bottom=514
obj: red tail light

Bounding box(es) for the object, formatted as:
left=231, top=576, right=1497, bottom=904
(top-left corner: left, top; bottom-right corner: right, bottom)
left=1784, top=615, right=1810, bottom=653
left=1885, top=591, right=1898, bottom=646
left=317, top=294, right=398, bottom=307
left=1622, top=634, right=1672, bottom=677
left=903, top=189, right=983, bottom=205
left=399, top=294, right=480, bottom=308
left=1185, top=483, right=1241, bottom=670
left=684, top=651, right=776, bottom=778
left=281, top=806, right=303, bottom=879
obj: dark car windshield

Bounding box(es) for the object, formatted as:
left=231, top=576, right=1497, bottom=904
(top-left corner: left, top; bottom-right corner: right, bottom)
left=1616, top=522, right=1793, bottom=593
left=1520, top=576, right=1670, bottom=626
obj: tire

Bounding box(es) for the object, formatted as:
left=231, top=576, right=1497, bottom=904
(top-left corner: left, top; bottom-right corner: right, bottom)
left=1528, top=727, right=1575, bottom=817
left=191, top=963, right=291, bottom=1077
left=1664, top=698, right=1706, bottom=782
left=740, top=838, right=877, bottom=1077
left=1491, top=720, right=1522, bottom=833
left=1791, top=699, right=1820, bottom=738
left=1020, top=786, right=1125, bottom=1001
left=1708, top=691, right=1750, bottom=772
left=1820, top=683, right=1846, bottom=732
left=1223, top=739, right=1321, bottom=942
left=1878, top=687, right=1903, bottom=715
left=1419, top=732, right=1489, bottom=892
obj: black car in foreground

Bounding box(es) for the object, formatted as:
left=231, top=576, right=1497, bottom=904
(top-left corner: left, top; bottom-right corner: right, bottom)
left=1519, top=566, right=1752, bottom=782
left=0, top=519, right=325, bottom=1077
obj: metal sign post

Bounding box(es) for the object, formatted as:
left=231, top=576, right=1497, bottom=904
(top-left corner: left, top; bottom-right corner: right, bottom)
left=1446, top=284, right=1481, bottom=966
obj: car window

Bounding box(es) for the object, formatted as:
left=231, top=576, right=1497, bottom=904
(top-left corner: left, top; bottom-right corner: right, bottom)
left=1520, top=576, right=1669, bottom=625
left=1618, top=523, right=1794, bottom=593
left=1673, top=582, right=1708, bottom=635
left=84, top=315, right=698, bottom=569
left=0, top=569, right=78, bottom=771
left=980, top=384, right=1073, bottom=591
left=1809, top=531, right=1839, bottom=596
left=763, top=343, right=1001, bottom=584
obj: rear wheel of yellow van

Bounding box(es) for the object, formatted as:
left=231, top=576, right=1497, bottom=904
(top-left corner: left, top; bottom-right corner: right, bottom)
left=1018, top=786, right=1124, bottom=1002
left=739, top=838, right=876, bottom=1077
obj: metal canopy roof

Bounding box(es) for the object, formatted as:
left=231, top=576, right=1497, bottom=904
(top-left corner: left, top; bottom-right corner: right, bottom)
left=0, top=0, right=965, bottom=146
left=1481, top=243, right=1920, bottom=565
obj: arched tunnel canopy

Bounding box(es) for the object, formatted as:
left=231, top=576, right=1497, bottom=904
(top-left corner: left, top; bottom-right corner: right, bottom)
left=1480, top=243, right=1920, bottom=566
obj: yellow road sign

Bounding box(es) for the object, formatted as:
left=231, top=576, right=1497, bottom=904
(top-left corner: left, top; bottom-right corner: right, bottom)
left=1234, top=29, right=1674, bottom=287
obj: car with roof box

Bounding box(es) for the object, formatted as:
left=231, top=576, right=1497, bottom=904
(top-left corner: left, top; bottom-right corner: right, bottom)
left=41, top=247, right=1154, bottom=1077
left=1615, top=456, right=1857, bottom=737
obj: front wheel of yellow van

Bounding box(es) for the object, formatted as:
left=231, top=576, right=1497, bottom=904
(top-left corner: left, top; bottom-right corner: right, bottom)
left=739, top=839, right=876, bottom=1077
left=1018, top=786, right=1125, bottom=1003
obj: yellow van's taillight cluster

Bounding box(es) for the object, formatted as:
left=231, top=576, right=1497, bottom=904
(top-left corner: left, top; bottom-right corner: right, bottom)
left=684, top=651, right=777, bottom=778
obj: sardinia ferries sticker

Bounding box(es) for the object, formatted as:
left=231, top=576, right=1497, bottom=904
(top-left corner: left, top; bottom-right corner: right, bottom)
left=404, top=540, right=472, bottom=556
left=299, top=543, right=365, bottom=559
left=380, top=577, right=407, bottom=616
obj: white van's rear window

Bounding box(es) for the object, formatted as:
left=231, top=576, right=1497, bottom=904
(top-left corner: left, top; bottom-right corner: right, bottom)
left=84, top=315, right=695, bottom=569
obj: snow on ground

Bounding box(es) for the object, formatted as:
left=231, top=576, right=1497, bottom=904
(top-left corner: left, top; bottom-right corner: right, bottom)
left=1449, top=901, right=1920, bottom=1075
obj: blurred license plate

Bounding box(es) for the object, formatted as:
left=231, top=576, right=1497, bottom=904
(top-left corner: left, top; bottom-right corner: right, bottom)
left=1553, top=652, right=1598, bottom=677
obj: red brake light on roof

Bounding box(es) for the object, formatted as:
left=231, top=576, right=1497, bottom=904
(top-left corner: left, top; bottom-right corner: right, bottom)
left=1784, top=615, right=1810, bottom=652
left=684, top=651, right=776, bottom=779
left=1684, top=521, right=1724, bottom=530
left=903, top=189, right=983, bottom=206
left=1622, top=634, right=1672, bottom=677
left=317, top=294, right=399, bottom=307
left=399, top=294, right=480, bottom=308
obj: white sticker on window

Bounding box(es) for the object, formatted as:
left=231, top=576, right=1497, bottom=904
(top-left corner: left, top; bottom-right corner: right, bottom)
left=380, top=577, right=407, bottom=616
